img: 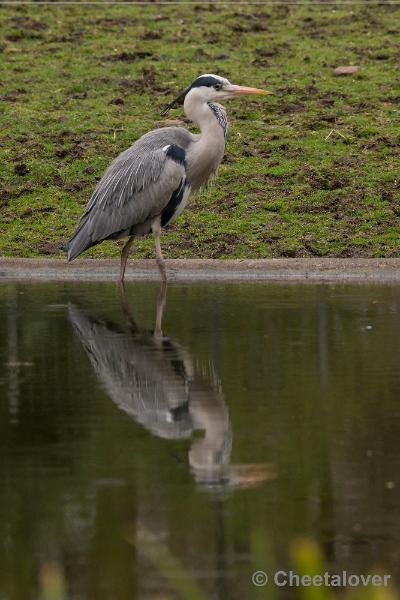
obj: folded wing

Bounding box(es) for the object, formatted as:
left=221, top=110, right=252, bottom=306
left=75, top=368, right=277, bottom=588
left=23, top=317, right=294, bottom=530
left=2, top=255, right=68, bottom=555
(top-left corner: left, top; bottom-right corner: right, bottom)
left=67, top=143, right=186, bottom=261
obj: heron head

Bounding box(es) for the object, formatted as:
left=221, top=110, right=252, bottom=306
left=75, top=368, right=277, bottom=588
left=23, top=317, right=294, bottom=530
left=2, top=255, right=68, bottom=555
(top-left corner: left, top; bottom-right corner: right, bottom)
left=161, top=73, right=272, bottom=115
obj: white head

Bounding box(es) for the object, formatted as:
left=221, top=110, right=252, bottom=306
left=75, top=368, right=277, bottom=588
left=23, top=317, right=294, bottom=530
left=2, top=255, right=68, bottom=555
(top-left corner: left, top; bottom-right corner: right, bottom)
left=161, top=73, right=272, bottom=116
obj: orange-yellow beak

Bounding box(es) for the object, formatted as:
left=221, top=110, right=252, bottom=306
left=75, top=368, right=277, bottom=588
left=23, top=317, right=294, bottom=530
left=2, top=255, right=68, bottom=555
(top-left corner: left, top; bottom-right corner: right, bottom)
left=227, top=84, right=273, bottom=96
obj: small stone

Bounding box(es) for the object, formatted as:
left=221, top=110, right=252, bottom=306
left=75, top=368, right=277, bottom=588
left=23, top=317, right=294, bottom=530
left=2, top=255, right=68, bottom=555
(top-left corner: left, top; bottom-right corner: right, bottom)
left=333, top=65, right=359, bottom=75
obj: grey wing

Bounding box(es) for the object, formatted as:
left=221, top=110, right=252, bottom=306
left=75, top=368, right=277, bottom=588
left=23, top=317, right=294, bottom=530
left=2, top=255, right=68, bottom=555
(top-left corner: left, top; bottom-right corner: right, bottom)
left=67, top=142, right=186, bottom=260
left=68, top=305, right=194, bottom=439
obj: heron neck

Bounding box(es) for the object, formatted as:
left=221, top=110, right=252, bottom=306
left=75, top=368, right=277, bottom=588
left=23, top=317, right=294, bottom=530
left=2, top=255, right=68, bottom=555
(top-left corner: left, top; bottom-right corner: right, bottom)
left=185, top=98, right=227, bottom=138
left=184, top=99, right=227, bottom=190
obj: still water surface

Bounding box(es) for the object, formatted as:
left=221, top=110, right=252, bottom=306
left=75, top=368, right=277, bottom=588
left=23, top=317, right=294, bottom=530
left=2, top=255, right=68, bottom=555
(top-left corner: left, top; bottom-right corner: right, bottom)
left=1, top=281, right=400, bottom=599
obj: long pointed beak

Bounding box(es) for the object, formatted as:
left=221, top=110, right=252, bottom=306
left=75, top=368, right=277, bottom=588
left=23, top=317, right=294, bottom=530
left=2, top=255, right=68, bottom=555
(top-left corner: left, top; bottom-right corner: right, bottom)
left=227, top=84, right=273, bottom=96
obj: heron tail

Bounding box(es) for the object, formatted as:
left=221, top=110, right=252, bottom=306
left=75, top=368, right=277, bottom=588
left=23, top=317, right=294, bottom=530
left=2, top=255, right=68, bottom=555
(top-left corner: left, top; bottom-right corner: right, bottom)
left=65, top=217, right=96, bottom=261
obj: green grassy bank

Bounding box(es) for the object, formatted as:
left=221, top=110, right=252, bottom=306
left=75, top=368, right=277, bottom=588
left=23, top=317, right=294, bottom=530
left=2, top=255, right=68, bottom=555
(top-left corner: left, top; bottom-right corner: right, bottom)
left=0, top=2, right=399, bottom=259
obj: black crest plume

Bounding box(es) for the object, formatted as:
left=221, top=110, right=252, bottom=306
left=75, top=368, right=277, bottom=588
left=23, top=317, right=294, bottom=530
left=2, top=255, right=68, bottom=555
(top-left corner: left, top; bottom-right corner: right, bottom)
left=161, top=86, right=190, bottom=116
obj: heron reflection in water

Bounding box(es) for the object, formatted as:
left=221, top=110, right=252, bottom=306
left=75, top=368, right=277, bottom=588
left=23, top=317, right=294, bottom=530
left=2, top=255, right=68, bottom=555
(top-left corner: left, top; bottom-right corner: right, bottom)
left=68, top=284, right=273, bottom=489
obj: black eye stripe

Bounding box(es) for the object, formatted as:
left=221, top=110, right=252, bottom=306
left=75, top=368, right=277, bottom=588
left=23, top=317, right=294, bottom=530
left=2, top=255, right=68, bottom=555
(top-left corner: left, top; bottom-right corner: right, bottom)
left=190, top=76, right=224, bottom=89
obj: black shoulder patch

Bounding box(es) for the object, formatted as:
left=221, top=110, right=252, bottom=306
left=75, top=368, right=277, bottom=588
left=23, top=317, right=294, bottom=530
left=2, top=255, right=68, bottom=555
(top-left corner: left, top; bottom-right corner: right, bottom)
left=190, top=75, right=222, bottom=89
left=161, top=179, right=186, bottom=227
left=166, top=144, right=186, bottom=166
left=168, top=400, right=190, bottom=422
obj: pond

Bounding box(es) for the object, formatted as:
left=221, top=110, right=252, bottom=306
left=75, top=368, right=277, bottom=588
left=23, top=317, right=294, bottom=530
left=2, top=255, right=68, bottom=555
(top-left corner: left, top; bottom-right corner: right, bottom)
left=0, top=281, right=399, bottom=599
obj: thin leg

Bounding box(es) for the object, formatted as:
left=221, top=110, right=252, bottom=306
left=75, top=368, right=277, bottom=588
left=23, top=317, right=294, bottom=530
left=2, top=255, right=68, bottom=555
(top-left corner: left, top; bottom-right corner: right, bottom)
left=152, top=222, right=167, bottom=283
left=120, top=236, right=134, bottom=282
left=154, top=281, right=167, bottom=341
left=118, top=278, right=139, bottom=334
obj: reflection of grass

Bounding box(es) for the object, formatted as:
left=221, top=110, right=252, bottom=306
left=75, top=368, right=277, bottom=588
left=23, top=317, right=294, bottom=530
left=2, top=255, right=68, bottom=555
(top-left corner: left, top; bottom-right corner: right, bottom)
left=136, top=536, right=206, bottom=600
left=39, top=563, right=66, bottom=600
left=130, top=532, right=399, bottom=600
left=0, top=4, right=399, bottom=258
left=36, top=538, right=398, bottom=600
left=292, top=539, right=397, bottom=600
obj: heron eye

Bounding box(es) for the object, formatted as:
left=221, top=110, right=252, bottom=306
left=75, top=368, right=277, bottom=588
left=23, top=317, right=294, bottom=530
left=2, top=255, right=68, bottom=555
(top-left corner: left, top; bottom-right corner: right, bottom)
left=214, top=83, right=223, bottom=90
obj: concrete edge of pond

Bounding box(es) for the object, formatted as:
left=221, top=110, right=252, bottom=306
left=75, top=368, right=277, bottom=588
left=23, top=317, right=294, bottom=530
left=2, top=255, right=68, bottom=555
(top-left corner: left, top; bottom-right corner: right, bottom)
left=1, top=258, right=400, bottom=282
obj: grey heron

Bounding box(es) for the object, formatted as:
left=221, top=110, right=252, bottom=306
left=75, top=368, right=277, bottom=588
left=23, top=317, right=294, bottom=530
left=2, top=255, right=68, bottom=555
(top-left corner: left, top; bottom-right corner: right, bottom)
left=65, top=74, right=272, bottom=281
left=68, top=286, right=232, bottom=483
left=68, top=285, right=274, bottom=488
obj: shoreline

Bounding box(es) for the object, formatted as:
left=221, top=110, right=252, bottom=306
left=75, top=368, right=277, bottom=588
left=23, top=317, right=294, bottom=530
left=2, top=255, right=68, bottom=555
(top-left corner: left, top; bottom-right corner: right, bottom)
left=1, top=258, right=400, bottom=282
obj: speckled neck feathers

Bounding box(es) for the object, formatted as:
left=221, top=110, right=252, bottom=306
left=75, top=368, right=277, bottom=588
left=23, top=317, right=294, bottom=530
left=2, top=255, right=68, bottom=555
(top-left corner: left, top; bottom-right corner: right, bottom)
left=184, top=99, right=228, bottom=191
